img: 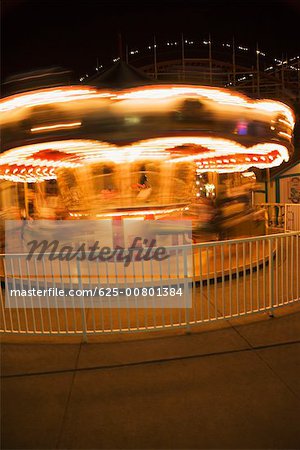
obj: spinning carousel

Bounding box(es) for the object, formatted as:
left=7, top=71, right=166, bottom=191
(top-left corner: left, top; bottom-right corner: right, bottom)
left=0, top=62, right=295, bottom=242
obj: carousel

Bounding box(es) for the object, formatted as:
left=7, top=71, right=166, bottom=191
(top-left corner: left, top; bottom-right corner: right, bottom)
left=0, top=62, right=295, bottom=245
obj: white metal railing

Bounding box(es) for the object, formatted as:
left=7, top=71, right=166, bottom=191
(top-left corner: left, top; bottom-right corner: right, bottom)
left=1, top=231, right=299, bottom=338
left=255, top=203, right=300, bottom=232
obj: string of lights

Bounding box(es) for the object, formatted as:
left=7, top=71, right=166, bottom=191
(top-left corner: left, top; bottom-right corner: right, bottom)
left=79, top=37, right=300, bottom=82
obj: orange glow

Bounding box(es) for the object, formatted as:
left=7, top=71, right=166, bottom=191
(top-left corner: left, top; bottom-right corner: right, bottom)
left=31, top=122, right=82, bottom=132
left=0, top=85, right=295, bottom=130
left=278, top=131, right=292, bottom=139
left=0, top=83, right=294, bottom=185
left=68, top=206, right=186, bottom=219
left=0, top=137, right=290, bottom=182
left=115, top=85, right=295, bottom=128
left=0, top=165, right=56, bottom=183
left=0, top=87, right=112, bottom=113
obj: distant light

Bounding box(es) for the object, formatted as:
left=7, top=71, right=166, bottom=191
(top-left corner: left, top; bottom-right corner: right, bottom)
left=205, top=183, right=215, bottom=194
left=242, top=171, right=255, bottom=178
left=279, top=131, right=292, bottom=139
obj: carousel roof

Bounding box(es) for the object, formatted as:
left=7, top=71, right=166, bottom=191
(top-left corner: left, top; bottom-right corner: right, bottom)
left=86, top=60, right=155, bottom=89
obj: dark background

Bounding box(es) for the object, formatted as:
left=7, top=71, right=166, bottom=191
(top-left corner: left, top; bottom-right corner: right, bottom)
left=1, top=0, right=300, bottom=81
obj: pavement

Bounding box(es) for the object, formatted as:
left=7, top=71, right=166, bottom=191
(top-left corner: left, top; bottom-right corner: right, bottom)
left=1, top=305, right=300, bottom=449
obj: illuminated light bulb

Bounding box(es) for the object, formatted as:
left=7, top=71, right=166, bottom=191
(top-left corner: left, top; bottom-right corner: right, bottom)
left=260, top=156, right=266, bottom=161
left=270, top=126, right=275, bottom=130
left=252, top=157, right=258, bottom=161
left=279, top=131, right=292, bottom=139
left=245, top=157, right=251, bottom=162
left=94, top=206, right=184, bottom=218
left=31, top=122, right=82, bottom=133
left=278, top=119, right=289, bottom=125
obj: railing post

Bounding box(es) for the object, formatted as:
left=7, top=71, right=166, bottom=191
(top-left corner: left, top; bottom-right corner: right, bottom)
left=183, top=246, right=190, bottom=333
left=76, top=257, right=88, bottom=343
left=278, top=205, right=284, bottom=228
left=269, top=238, right=274, bottom=317
left=284, top=204, right=287, bottom=232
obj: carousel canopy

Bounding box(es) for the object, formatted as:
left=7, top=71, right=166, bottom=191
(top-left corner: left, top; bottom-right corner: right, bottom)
left=86, top=60, right=155, bottom=89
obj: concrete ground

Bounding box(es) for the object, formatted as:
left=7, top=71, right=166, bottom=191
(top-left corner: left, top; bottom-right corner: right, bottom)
left=1, top=305, right=300, bottom=449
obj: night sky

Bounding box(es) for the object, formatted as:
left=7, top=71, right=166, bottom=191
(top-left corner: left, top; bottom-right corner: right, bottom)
left=2, top=0, right=300, bottom=81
